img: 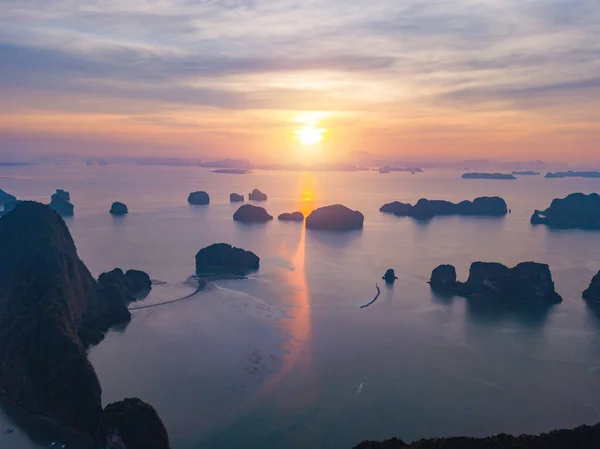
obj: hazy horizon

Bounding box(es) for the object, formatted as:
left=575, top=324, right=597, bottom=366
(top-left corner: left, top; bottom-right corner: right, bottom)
left=1, top=0, right=599, bottom=164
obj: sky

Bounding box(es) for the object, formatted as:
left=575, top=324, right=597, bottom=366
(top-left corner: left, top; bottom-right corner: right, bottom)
left=1, top=0, right=599, bottom=164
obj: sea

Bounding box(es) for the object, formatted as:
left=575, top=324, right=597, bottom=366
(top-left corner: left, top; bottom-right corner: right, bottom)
left=2, top=163, right=600, bottom=449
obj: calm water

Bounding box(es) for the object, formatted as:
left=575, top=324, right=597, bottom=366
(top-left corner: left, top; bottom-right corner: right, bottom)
left=2, top=164, right=600, bottom=449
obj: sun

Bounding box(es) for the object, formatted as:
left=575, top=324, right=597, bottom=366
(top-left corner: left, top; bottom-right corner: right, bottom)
left=292, top=112, right=328, bottom=146
left=294, top=126, right=325, bottom=145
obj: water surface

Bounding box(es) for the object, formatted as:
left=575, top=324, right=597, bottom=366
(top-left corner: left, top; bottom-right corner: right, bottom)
left=2, top=164, right=600, bottom=449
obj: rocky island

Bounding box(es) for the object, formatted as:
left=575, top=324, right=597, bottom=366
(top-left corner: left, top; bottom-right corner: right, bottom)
left=0, top=202, right=168, bottom=447
left=462, top=172, right=516, bottom=180
left=49, top=189, right=74, bottom=216
left=249, top=188, right=268, bottom=201
left=545, top=171, right=600, bottom=179
left=378, top=166, right=423, bottom=174
left=0, top=188, right=16, bottom=205
left=583, top=271, right=600, bottom=304
left=212, top=169, right=248, bottom=174
left=110, top=201, right=129, bottom=215
left=230, top=193, right=244, bottom=202
left=382, top=269, right=398, bottom=284
left=512, top=170, right=540, bottom=175
left=530, top=193, right=600, bottom=229
left=233, top=204, right=273, bottom=223
left=429, top=261, right=562, bottom=303
left=195, top=243, right=259, bottom=277
left=380, top=197, right=508, bottom=218
left=306, top=204, right=364, bottom=231
left=278, top=211, right=304, bottom=221
left=52, top=189, right=71, bottom=202
left=188, top=191, right=210, bottom=205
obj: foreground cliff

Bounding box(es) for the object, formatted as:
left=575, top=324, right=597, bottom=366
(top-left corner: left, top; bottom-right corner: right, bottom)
left=354, top=422, right=600, bottom=448
left=0, top=201, right=103, bottom=434
left=0, top=202, right=168, bottom=447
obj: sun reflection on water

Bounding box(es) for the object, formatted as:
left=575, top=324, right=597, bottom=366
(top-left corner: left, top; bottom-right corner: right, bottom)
left=261, top=173, right=316, bottom=400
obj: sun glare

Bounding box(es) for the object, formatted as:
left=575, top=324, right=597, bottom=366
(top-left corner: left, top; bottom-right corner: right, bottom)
left=293, top=112, right=328, bottom=146
left=294, top=126, right=325, bottom=145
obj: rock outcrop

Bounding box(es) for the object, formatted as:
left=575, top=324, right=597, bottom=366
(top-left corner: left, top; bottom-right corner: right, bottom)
left=230, top=193, right=244, bottom=202
left=381, top=197, right=507, bottom=218
left=429, top=265, right=457, bottom=291
left=380, top=201, right=413, bottom=215
left=583, top=271, right=600, bottom=303
left=97, top=268, right=151, bottom=301
left=0, top=188, right=16, bottom=205
left=94, top=398, right=170, bottom=449
left=195, top=243, right=259, bottom=276
left=233, top=204, right=273, bottom=223
left=462, top=173, right=516, bottom=180
left=52, top=189, right=71, bottom=202
left=306, top=204, right=364, bottom=231
left=382, top=269, right=398, bottom=284
left=530, top=193, right=600, bottom=229
left=278, top=211, right=304, bottom=221
left=110, top=202, right=129, bottom=215
left=49, top=196, right=75, bottom=216
left=188, top=191, right=210, bottom=205
left=0, top=202, right=162, bottom=440
left=249, top=189, right=267, bottom=201
left=545, top=171, right=600, bottom=179
left=429, top=261, right=562, bottom=303
left=354, top=422, right=600, bottom=449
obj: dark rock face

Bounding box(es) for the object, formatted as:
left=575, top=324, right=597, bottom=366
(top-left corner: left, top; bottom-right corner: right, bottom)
left=0, top=188, right=16, bottom=204
left=94, top=398, right=170, bottom=449
left=353, top=422, right=600, bottom=449
left=429, top=261, right=561, bottom=303
left=545, top=171, right=600, bottom=179
left=0, top=202, right=102, bottom=434
left=52, top=189, right=71, bottom=202
left=530, top=193, right=600, bottom=229
left=188, top=191, right=210, bottom=205
left=583, top=271, right=600, bottom=303
left=462, top=172, right=516, bottom=180
left=230, top=193, right=244, bottom=202
left=381, top=197, right=507, bottom=219
left=382, top=269, right=398, bottom=284
left=278, top=211, right=304, bottom=221
left=306, top=204, right=364, bottom=231
left=249, top=189, right=267, bottom=201
left=195, top=243, right=259, bottom=276
left=110, top=202, right=129, bottom=215
left=49, top=196, right=75, bottom=216
left=429, top=265, right=457, bottom=290
left=0, top=202, right=165, bottom=442
left=233, top=204, right=273, bottom=223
